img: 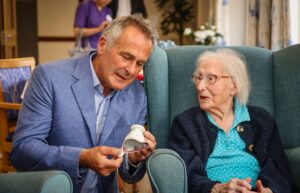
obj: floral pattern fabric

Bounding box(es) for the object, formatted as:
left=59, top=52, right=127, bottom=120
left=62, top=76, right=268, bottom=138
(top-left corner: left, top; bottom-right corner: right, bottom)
left=0, top=67, right=31, bottom=121
left=246, top=0, right=298, bottom=50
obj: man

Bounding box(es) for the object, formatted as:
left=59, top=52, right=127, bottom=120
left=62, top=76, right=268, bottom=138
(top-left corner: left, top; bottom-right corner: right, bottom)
left=11, top=14, right=158, bottom=193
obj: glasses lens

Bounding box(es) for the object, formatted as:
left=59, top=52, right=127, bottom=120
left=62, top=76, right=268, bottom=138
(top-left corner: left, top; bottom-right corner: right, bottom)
left=192, top=74, right=200, bottom=83
left=206, top=74, right=217, bottom=84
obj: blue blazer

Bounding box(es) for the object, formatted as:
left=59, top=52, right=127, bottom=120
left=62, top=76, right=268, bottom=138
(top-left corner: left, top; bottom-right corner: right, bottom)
left=11, top=53, right=147, bottom=193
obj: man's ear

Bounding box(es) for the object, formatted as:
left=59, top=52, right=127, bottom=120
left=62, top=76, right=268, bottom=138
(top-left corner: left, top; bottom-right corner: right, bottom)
left=97, top=37, right=106, bottom=54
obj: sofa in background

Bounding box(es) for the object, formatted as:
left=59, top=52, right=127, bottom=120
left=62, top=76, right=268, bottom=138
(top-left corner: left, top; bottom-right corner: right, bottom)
left=144, top=44, right=300, bottom=192
left=0, top=170, right=73, bottom=193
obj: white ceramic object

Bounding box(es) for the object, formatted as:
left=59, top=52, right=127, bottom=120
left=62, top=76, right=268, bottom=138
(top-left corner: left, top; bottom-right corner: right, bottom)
left=118, top=124, right=149, bottom=157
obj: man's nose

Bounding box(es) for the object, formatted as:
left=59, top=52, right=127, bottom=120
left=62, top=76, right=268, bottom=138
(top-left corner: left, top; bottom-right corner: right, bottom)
left=125, top=62, right=137, bottom=75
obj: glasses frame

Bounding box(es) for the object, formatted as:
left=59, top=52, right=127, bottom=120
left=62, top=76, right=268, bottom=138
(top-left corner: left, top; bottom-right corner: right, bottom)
left=192, top=73, right=231, bottom=85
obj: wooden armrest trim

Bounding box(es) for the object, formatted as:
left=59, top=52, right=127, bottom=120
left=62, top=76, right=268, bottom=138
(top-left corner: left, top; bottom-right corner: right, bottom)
left=0, top=101, right=22, bottom=110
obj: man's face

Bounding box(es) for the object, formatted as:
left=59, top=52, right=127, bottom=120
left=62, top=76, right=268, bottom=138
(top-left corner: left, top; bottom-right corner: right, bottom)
left=94, top=26, right=152, bottom=95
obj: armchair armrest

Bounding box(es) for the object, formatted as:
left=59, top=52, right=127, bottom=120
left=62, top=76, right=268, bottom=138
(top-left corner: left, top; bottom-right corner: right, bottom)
left=146, top=149, right=188, bottom=193
left=285, top=147, right=300, bottom=191
left=0, top=170, right=73, bottom=193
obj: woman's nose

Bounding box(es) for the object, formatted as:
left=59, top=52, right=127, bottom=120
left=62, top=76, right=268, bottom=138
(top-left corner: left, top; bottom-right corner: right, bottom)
left=196, top=79, right=206, bottom=91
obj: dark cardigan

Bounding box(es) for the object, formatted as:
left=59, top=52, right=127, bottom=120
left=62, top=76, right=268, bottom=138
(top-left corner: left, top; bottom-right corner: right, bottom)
left=168, top=106, right=291, bottom=193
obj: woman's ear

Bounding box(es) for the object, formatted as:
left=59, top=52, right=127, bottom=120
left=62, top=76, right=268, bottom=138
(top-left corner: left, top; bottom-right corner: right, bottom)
left=230, top=80, right=238, bottom=96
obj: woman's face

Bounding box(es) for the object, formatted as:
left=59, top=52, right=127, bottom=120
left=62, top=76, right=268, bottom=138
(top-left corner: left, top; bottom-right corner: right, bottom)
left=193, top=59, right=237, bottom=113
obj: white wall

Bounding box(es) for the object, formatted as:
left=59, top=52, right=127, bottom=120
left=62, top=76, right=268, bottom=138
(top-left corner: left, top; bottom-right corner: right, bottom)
left=37, top=0, right=77, bottom=63
left=227, top=0, right=246, bottom=45
left=38, top=42, right=74, bottom=63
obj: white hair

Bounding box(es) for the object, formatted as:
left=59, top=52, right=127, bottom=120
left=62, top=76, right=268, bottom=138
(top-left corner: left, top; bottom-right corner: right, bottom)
left=101, top=14, right=158, bottom=51
left=195, top=48, right=251, bottom=105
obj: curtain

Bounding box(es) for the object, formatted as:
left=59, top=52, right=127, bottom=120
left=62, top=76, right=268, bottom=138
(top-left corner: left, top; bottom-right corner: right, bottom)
left=209, top=0, right=230, bottom=45
left=246, top=0, right=298, bottom=50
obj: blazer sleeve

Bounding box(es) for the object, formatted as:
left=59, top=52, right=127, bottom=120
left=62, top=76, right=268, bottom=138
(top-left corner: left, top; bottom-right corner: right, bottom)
left=168, top=115, right=219, bottom=193
left=11, top=65, right=82, bottom=181
left=118, top=82, right=148, bottom=183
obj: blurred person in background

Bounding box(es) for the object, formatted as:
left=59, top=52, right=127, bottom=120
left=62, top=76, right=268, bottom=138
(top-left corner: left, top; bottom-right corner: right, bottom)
left=108, top=0, right=147, bottom=19
left=74, top=0, right=113, bottom=49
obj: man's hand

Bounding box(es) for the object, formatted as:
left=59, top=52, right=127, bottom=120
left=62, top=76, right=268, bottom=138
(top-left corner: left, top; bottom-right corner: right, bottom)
left=128, top=130, right=156, bottom=164
left=79, top=146, right=123, bottom=176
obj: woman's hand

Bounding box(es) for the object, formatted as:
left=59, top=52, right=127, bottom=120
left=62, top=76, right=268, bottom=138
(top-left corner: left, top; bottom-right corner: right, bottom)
left=211, top=178, right=252, bottom=193
left=98, top=20, right=110, bottom=32
left=241, top=180, right=273, bottom=193
left=254, top=180, right=272, bottom=193
left=210, top=178, right=273, bottom=193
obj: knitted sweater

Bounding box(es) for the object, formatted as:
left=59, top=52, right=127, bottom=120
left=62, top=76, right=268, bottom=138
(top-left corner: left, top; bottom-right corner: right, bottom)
left=168, top=106, right=291, bottom=193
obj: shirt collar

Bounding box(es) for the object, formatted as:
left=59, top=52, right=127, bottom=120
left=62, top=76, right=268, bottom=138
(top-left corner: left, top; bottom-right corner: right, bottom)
left=89, top=52, right=116, bottom=97
left=231, top=98, right=250, bottom=128
left=207, top=97, right=250, bottom=129
left=90, top=52, right=100, bottom=87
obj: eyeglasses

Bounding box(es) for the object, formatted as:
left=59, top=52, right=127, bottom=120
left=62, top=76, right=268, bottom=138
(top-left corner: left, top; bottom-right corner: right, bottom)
left=192, top=73, right=231, bottom=85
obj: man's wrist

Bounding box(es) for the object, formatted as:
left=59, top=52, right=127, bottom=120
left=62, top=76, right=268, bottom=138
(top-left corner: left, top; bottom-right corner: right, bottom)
left=79, top=149, right=88, bottom=168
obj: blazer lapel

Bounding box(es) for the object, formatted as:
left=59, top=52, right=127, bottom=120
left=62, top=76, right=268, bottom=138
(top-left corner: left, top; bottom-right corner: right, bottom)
left=71, top=54, right=97, bottom=146
left=99, top=91, right=126, bottom=145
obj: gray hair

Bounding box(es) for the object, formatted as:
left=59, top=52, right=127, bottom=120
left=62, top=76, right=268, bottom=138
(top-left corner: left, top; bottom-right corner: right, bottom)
left=195, top=49, right=251, bottom=105
left=101, top=14, right=158, bottom=50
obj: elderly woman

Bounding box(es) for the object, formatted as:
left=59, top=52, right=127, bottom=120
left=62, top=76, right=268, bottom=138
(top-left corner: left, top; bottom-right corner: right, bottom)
left=168, top=49, right=291, bottom=193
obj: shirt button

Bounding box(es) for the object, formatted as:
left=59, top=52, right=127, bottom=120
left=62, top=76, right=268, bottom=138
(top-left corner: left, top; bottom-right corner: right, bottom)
left=248, top=144, right=254, bottom=152
left=237, top=125, right=244, bottom=132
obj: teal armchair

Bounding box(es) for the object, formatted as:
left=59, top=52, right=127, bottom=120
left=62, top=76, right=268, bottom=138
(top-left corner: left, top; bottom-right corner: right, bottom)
left=0, top=170, right=73, bottom=193
left=144, top=45, right=300, bottom=192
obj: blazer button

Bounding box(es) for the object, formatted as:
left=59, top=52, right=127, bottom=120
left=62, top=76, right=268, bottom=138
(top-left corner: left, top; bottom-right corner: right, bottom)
left=248, top=144, right=254, bottom=152
left=237, top=125, right=244, bottom=132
